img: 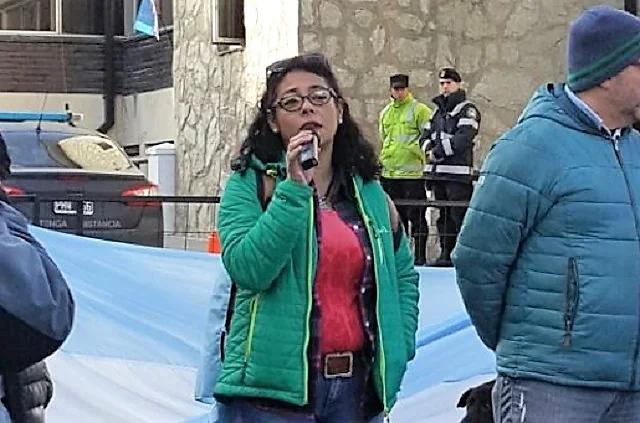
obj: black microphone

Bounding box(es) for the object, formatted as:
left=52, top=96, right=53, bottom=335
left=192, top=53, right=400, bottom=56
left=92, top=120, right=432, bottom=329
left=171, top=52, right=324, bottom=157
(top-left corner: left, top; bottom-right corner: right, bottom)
left=300, top=129, right=319, bottom=170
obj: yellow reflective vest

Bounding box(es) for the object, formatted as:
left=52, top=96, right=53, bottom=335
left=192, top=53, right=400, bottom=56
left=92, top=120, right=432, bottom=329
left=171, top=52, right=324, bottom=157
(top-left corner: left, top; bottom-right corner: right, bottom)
left=379, top=93, right=432, bottom=179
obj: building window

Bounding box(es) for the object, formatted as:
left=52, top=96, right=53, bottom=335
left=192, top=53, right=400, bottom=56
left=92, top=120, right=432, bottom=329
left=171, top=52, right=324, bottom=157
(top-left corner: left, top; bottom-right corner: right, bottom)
left=0, top=0, right=124, bottom=34
left=62, top=0, right=103, bottom=34
left=136, top=0, right=172, bottom=28
left=212, top=0, right=244, bottom=45
left=0, top=0, right=54, bottom=31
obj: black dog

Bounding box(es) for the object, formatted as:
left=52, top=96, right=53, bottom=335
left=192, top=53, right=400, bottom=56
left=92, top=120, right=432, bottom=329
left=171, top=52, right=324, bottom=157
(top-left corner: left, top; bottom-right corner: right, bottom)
left=457, top=379, right=496, bottom=423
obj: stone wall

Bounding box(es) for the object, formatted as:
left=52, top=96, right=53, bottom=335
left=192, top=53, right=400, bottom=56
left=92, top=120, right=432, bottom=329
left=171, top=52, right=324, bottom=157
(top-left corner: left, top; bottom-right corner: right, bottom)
left=299, top=0, right=622, bottom=163
left=173, top=0, right=298, bottom=234
left=298, top=0, right=623, bottom=260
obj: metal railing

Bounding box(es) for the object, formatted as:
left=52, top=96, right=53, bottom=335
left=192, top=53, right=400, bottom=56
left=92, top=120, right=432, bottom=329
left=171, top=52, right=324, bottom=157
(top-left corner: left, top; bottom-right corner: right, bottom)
left=6, top=171, right=476, bottom=259
left=401, top=169, right=478, bottom=263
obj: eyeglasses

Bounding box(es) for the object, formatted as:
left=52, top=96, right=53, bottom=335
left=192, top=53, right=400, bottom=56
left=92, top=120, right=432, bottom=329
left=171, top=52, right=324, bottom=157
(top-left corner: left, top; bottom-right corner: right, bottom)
left=265, top=53, right=329, bottom=80
left=273, top=87, right=336, bottom=112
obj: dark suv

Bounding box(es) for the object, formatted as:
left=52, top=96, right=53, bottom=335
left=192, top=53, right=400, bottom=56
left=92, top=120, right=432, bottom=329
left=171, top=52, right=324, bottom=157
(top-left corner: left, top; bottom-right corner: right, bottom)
left=0, top=112, right=163, bottom=247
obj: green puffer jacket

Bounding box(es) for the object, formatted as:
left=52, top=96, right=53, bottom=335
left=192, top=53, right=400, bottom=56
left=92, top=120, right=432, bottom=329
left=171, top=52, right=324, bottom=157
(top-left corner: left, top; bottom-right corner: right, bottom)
left=214, top=157, right=420, bottom=414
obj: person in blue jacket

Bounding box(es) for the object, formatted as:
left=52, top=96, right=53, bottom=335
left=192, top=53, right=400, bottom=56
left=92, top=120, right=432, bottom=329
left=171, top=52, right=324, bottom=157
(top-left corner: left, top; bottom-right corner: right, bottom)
left=453, top=6, right=640, bottom=423
left=0, top=132, right=74, bottom=422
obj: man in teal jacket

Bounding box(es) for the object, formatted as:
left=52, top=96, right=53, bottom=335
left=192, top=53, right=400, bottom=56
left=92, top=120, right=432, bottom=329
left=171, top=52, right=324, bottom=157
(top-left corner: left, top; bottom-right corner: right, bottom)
left=453, top=6, right=640, bottom=422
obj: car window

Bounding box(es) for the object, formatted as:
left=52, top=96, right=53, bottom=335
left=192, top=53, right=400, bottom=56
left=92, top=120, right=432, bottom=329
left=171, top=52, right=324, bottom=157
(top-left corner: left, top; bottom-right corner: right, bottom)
left=4, top=131, right=137, bottom=172
left=58, top=136, right=133, bottom=171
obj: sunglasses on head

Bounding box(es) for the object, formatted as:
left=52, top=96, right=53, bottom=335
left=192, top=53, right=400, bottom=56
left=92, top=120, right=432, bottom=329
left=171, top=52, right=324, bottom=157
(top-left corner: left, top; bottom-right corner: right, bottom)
left=265, top=53, right=330, bottom=80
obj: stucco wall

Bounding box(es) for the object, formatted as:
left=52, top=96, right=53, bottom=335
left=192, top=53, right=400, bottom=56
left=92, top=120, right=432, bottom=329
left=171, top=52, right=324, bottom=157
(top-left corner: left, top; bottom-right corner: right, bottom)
left=174, top=0, right=298, bottom=233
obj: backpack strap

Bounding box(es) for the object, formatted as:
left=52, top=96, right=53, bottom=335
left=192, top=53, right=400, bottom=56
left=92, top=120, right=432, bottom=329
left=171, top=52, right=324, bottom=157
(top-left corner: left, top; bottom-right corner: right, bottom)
left=256, top=170, right=276, bottom=210
left=262, top=174, right=276, bottom=210
left=384, top=192, right=400, bottom=232
left=384, top=192, right=403, bottom=251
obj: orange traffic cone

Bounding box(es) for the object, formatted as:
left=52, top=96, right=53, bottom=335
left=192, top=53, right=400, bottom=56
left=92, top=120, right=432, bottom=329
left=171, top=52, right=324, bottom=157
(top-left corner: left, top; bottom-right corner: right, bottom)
left=207, top=231, right=221, bottom=253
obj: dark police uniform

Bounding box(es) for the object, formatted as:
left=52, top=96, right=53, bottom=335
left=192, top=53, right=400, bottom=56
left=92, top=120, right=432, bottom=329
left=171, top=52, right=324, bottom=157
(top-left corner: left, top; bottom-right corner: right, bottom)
left=421, top=68, right=481, bottom=266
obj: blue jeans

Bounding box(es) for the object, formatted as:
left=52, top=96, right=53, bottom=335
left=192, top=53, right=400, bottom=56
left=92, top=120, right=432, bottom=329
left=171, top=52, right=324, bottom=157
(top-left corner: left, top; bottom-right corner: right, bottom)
left=217, top=361, right=383, bottom=423
left=492, top=375, right=640, bottom=423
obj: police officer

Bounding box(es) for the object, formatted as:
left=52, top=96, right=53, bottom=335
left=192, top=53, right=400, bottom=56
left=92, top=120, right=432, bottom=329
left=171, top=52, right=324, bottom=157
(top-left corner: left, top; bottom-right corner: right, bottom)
left=379, top=74, right=432, bottom=265
left=421, top=68, right=480, bottom=267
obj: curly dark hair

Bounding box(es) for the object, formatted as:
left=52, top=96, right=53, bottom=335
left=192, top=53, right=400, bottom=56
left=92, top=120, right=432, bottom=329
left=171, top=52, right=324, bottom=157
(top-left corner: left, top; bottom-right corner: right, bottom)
left=232, top=53, right=380, bottom=185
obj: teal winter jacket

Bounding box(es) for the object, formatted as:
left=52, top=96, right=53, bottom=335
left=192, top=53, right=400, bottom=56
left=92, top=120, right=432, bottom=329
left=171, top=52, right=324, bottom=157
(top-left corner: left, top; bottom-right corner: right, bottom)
left=453, top=83, right=640, bottom=390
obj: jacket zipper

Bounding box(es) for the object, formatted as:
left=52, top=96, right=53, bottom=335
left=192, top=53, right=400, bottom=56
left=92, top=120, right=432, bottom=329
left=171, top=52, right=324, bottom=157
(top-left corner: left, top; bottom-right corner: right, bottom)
left=563, top=258, right=579, bottom=346
left=352, top=180, right=389, bottom=416
left=610, top=135, right=640, bottom=388
left=243, top=294, right=261, bottom=370
left=302, top=197, right=314, bottom=404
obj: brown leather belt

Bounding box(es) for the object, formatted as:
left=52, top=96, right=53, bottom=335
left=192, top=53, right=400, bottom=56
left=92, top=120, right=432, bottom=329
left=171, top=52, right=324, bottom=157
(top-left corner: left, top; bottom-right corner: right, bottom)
left=323, top=352, right=356, bottom=379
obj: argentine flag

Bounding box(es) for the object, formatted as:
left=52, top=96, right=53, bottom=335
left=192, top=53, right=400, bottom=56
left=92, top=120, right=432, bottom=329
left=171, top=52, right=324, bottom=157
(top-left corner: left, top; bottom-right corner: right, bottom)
left=134, top=0, right=159, bottom=39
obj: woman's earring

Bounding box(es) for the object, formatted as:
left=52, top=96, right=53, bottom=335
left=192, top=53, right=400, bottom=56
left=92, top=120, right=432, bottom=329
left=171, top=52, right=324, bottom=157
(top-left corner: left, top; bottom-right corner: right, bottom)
left=338, top=117, right=343, bottom=124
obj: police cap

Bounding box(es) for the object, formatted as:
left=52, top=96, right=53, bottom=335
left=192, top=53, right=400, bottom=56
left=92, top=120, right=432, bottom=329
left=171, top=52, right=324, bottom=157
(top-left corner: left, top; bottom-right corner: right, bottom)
left=390, top=74, right=409, bottom=88
left=439, top=67, right=462, bottom=82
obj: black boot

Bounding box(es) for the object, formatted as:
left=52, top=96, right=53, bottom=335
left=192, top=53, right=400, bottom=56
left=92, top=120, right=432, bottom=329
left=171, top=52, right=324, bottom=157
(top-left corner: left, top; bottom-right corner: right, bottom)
left=413, top=235, right=427, bottom=266
left=430, top=251, right=452, bottom=267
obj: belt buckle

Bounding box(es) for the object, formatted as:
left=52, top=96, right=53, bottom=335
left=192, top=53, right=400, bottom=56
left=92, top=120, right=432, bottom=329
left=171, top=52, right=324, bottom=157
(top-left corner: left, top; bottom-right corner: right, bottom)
left=323, top=351, right=353, bottom=379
